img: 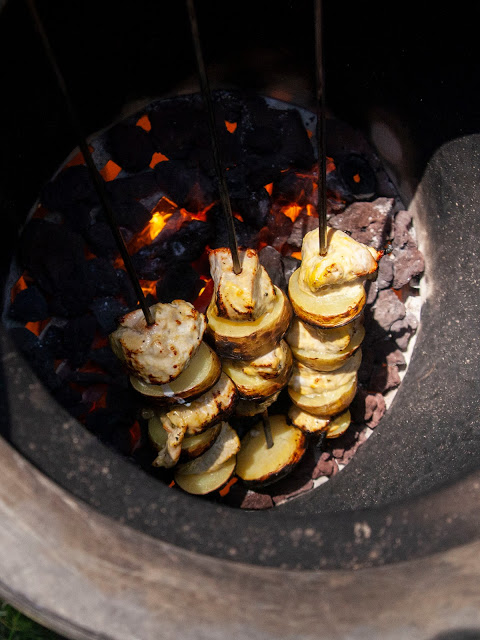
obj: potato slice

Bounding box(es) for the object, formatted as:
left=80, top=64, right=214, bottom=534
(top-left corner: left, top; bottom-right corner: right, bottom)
left=288, top=378, right=357, bottom=417
left=288, top=268, right=366, bottom=328
left=222, top=342, right=293, bottom=401
left=130, top=342, right=221, bottom=403
left=180, top=424, right=222, bottom=460
left=236, top=415, right=307, bottom=487
left=287, top=318, right=365, bottom=371
left=174, top=456, right=236, bottom=495
left=206, top=286, right=293, bottom=359
left=175, top=422, right=240, bottom=475
left=326, top=410, right=351, bottom=438
left=288, top=405, right=330, bottom=434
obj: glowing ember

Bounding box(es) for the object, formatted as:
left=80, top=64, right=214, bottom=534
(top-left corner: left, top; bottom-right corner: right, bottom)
left=140, top=280, right=157, bottom=297
left=225, top=120, right=237, bottom=133
left=129, top=420, right=142, bottom=451
left=99, top=160, right=122, bottom=182
left=219, top=476, right=238, bottom=496
left=149, top=211, right=172, bottom=241
left=150, top=151, right=169, bottom=169
left=136, top=114, right=152, bottom=132
left=264, top=183, right=273, bottom=195
left=281, top=204, right=303, bottom=222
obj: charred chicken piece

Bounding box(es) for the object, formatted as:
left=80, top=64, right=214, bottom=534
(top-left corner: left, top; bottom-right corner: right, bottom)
left=206, top=248, right=292, bottom=359
left=110, top=300, right=205, bottom=384
left=288, top=227, right=381, bottom=328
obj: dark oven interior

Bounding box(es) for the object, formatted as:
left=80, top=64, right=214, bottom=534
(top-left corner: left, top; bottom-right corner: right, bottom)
left=1, top=0, right=480, bottom=570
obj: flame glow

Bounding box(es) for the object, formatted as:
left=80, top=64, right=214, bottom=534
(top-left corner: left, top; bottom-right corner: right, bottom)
left=225, top=121, right=237, bottom=133
left=281, top=204, right=303, bottom=222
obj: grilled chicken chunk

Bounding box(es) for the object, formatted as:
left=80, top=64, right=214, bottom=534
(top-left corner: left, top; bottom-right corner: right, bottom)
left=110, top=300, right=205, bottom=385
left=209, top=248, right=276, bottom=321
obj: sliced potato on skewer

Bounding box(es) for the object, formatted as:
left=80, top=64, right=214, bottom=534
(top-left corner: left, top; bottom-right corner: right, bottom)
left=288, top=377, right=357, bottom=417
left=236, top=415, right=307, bottom=487
left=174, top=456, right=237, bottom=495
left=130, top=342, right=221, bottom=403
left=222, top=341, right=293, bottom=401
left=175, top=422, right=240, bottom=475
left=288, top=405, right=330, bottom=434
left=206, top=286, right=293, bottom=359
left=235, top=391, right=281, bottom=417
left=180, top=424, right=222, bottom=460
left=289, top=268, right=366, bottom=328
left=326, top=410, right=351, bottom=438
left=286, top=317, right=365, bottom=371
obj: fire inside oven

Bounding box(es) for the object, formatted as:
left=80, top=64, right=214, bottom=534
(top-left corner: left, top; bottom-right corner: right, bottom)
left=5, top=87, right=424, bottom=508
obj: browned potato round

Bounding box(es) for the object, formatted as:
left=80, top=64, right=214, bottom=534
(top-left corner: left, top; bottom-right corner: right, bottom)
left=235, top=391, right=281, bottom=417
left=288, top=269, right=366, bottom=328
left=175, top=423, right=240, bottom=475
left=288, top=405, right=330, bottom=434
left=206, top=286, right=293, bottom=359
left=174, top=456, right=237, bottom=495
left=288, top=378, right=357, bottom=417
left=326, top=410, right=351, bottom=438
left=236, top=415, right=307, bottom=487
left=222, top=342, right=293, bottom=401
left=130, top=342, right=221, bottom=404
left=180, top=424, right=223, bottom=460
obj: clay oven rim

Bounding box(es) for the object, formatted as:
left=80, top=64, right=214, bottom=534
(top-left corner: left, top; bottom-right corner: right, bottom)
left=3, top=135, right=480, bottom=572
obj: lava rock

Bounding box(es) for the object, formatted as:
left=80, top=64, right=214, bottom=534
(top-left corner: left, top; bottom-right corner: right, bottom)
left=369, top=363, right=401, bottom=393
left=328, top=197, right=394, bottom=250
left=312, top=451, right=338, bottom=479
left=372, top=289, right=406, bottom=332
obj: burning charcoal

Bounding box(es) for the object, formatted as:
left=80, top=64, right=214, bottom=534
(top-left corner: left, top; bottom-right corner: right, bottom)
left=259, top=246, right=286, bottom=290
left=328, top=198, right=394, bottom=250
left=9, top=286, right=48, bottom=323
left=60, top=202, right=94, bottom=234
left=245, top=156, right=286, bottom=191
left=86, top=258, right=122, bottom=298
left=372, top=289, right=406, bottom=332
left=149, top=99, right=206, bottom=156
left=156, top=264, right=199, bottom=303
left=40, top=165, right=98, bottom=212
left=52, top=386, right=84, bottom=416
left=337, top=153, right=377, bottom=200
left=89, top=297, right=128, bottom=335
left=154, top=160, right=214, bottom=212
left=83, top=220, right=118, bottom=258
left=244, top=125, right=281, bottom=156
left=85, top=408, right=135, bottom=450
left=68, top=371, right=112, bottom=385
left=272, top=171, right=315, bottom=207
left=106, top=172, right=159, bottom=202
left=232, top=189, right=271, bottom=229
left=106, top=122, right=154, bottom=173
left=107, top=198, right=152, bottom=234
left=167, top=219, right=214, bottom=263
left=210, top=207, right=258, bottom=250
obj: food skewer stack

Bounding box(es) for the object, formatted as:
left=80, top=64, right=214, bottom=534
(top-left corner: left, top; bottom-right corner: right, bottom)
left=286, top=227, right=382, bottom=440
left=110, top=300, right=241, bottom=495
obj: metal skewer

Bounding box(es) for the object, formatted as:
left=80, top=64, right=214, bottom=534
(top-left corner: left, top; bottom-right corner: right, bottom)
left=314, top=0, right=328, bottom=256
left=26, top=0, right=154, bottom=326
left=186, top=0, right=242, bottom=275
left=261, top=410, right=274, bottom=450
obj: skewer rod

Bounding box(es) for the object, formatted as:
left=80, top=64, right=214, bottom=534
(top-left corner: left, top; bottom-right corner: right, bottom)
left=314, top=0, right=328, bottom=256
left=186, top=0, right=242, bottom=274
left=262, top=410, right=274, bottom=450
left=26, top=0, right=154, bottom=326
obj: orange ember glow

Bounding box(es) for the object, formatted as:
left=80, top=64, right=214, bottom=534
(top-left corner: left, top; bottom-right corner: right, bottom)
left=219, top=476, right=238, bottom=496
left=25, top=320, right=49, bottom=337
left=225, top=121, right=237, bottom=133
left=305, top=204, right=316, bottom=217
left=149, top=211, right=172, bottom=240
left=129, top=420, right=142, bottom=451
left=233, top=212, right=244, bottom=222
left=100, top=160, right=122, bottom=182
left=327, top=157, right=336, bottom=174
left=140, top=280, right=157, bottom=297
left=65, top=145, right=94, bottom=168
left=307, top=129, right=314, bottom=139
left=264, top=182, right=273, bottom=196
left=290, top=251, right=302, bottom=260
left=353, top=173, right=361, bottom=183
left=150, top=151, right=169, bottom=168
left=136, top=114, right=152, bottom=132
left=282, top=204, right=303, bottom=222
left=11, top=274, right=29, bottom=302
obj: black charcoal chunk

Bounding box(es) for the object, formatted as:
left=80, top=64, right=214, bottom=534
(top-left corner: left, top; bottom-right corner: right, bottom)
left=88, top=346, right=124, bottom=377
left=259, top=246, right=285, bottom=290
left=9, top=327, right=59, bottom=391
left=40, top=165, right=98, bottom=212
left=115, top=269, right=138, bottom=307
left=106, top=171, right=159, bottom=202
left=20, top=219, right=95, bottom=316
left=89, top=297, right=128, bottom=335
left=278, top=108, right=315, bottom=169
left=232, top=189, right=271, bottom=229
left=107, top=122, right=154, bottom=173
left=9, top=286, right=49, bottom=323
left=272, top=171, right=314, bottom=206
left=108, top=198, right=152, bottom=233
left=156, top=264, right=199, bottom=303
left=85, top=258, right=122, bottom=298
left=149, top=99, right=207, bottom=160
left=83, top=221, right=118, bottom=258
left=210, top=205, right=258, bottom=249
left=154, top=160, right=214, bottom=212
left=62, top=315, right=97, bottom=368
